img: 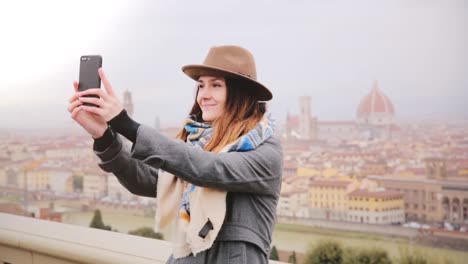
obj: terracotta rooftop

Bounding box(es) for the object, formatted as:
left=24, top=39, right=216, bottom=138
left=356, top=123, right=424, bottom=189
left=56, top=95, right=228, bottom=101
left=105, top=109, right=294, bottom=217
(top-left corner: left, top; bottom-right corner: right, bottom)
left=311, top=180, right=352, bottom=188
left=348, top=189, right=403, bottom=198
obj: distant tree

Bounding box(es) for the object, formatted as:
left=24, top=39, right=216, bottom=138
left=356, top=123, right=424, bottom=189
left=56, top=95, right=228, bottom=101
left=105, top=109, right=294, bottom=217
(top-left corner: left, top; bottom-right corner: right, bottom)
left=72, top=175, right=83, bottom=192
left=397, top=246, right=428, bottom=264
left=128, top=227, right=164, bottom=240
left=344, top=248, right=392, bottom=264
left=358, top=248, right=391, bottom=264
left=288, top=250, right=297, bottom=264
left=89, top=209, right=111, bottom=231
left=397, top=245, right=454, bottom=264
left=270, top=245, right=279, bottom=260
left=304, top=240, right=343, bottom=264
left=398, top=256, right=427, bottom=264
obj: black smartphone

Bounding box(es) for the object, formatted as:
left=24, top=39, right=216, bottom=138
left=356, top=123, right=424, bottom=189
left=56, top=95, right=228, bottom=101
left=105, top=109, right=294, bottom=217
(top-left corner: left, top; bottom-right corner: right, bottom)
left=78, top=55, right=102, bottom=107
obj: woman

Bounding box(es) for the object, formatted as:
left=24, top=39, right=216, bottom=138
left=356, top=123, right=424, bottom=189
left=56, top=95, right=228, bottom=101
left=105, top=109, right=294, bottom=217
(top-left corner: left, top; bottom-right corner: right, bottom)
left=67, top=45, right=283, bottom=263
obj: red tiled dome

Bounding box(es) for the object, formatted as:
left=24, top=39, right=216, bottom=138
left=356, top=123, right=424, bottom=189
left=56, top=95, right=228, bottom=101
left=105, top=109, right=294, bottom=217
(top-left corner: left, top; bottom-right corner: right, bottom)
left=357, top=81, right=395, bottom=117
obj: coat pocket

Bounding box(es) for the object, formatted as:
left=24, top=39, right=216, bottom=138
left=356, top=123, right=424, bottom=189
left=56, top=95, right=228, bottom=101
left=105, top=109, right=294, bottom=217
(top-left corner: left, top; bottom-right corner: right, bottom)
left=228, top=242, right=247, bottom=264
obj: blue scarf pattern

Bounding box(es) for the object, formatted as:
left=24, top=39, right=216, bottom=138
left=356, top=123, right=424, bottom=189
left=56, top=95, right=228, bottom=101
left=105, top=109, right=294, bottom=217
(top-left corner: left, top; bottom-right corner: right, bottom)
left=179, top=112, right=275, bottom=222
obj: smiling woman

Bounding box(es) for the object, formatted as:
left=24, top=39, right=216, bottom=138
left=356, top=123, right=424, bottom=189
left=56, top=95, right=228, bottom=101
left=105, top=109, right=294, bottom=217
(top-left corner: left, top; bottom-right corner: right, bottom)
left=67, top=45, right=282, bottom=264
left=196, top=76, right=227, bottom=123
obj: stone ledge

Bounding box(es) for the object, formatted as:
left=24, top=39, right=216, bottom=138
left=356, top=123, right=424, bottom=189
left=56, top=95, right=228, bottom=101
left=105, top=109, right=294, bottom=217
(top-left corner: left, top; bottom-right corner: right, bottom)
left=0, top=213, right=285, bottom=263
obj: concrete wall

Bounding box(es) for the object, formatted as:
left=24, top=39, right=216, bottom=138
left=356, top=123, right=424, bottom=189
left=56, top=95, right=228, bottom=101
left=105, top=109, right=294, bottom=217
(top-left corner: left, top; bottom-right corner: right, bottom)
left=0, top=213, right=285, bottom=264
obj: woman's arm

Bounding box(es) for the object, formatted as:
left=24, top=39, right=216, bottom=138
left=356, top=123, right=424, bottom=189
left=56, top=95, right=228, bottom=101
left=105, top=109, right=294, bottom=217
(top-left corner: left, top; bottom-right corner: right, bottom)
left=130, top=124, right=283, bottom=196
left=94, top=131, right=158, bottom=198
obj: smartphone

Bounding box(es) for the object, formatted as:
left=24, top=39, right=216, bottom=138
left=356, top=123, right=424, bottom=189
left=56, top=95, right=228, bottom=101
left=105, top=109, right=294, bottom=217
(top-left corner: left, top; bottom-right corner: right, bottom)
left=78, top=55, right=102, bottom=107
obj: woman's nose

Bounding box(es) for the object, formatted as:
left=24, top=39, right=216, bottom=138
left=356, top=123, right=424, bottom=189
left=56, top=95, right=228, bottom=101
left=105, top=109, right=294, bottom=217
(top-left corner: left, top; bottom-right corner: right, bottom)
left=199, top=88, right=212, bottom=99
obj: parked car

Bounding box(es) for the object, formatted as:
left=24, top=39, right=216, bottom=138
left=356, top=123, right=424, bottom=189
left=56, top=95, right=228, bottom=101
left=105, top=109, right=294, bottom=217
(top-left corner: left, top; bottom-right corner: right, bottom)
left=444, top=222, right=454, bottom=231
left=404, top=222, right=421, bottom=229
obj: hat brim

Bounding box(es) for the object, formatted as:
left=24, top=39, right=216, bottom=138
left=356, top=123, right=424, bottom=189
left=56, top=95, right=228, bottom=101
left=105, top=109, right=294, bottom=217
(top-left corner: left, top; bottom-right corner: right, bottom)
left=182, top=64, right=273, bottom=101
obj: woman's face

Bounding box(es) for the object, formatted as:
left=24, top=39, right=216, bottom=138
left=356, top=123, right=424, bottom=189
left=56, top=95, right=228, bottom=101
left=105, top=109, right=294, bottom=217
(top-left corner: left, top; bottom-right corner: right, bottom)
left=196, top=76, right=227, bottom=123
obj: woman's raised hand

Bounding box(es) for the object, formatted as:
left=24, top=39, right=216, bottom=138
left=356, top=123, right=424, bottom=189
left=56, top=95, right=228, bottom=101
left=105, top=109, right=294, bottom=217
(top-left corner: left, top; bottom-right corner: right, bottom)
left=68, top=80, right=107, bottom=138
left=67, top=68, right=124, bottom=138
left=74, top=68, right=124, bottom=122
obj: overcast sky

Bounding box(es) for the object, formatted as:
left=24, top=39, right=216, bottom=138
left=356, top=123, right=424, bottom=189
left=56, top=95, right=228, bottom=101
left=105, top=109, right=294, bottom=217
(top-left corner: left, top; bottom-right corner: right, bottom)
left=0, top=0, right=466, bottom=130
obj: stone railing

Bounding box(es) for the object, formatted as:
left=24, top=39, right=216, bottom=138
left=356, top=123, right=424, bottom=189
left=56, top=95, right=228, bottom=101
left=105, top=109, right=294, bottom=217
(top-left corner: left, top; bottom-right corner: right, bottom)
left=0, top=213, right=285, bottom=264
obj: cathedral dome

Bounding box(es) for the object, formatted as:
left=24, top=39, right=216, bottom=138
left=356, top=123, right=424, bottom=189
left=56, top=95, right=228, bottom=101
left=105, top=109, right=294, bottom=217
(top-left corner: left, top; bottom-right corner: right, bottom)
left=356, top=81, right=395, bottom=126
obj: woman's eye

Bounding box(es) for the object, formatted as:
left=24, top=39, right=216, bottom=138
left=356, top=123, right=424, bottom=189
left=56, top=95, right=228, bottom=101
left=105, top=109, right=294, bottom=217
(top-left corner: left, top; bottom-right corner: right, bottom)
left=213, top=83, right=221, bottom=87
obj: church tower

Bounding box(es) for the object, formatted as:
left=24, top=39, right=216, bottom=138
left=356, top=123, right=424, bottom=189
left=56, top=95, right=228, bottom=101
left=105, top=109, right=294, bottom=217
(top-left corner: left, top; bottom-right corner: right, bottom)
left=299, top=96, right=312, bottom=140
left=425, top=158, right=447, bottom=179
left=123, top=89, right=134, bottom=117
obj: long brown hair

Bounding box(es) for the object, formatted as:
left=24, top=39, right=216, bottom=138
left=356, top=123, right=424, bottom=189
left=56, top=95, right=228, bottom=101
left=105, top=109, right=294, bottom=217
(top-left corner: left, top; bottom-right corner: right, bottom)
left=176, top=77, right=266, bottom=153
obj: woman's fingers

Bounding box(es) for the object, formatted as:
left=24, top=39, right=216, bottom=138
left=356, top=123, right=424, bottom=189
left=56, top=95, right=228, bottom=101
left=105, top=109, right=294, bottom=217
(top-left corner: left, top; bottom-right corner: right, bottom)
left=67, top=99, right=83, bottom=113
left=71, top=104, right=82, bottom=118
left=99, top=68, right=115, bottom=97
left=68, top=82, right=81, bottom=103
left=68, top=92, right=81, bottom=103
left=77, top=96, right=104, bottom=108
left=73, top=81, right=79, bottom=92
left=80, top=104, right=105, bottom=117
left=78, top=88, right=109, bottom=101
left=70, top=70, right=119, bottom=122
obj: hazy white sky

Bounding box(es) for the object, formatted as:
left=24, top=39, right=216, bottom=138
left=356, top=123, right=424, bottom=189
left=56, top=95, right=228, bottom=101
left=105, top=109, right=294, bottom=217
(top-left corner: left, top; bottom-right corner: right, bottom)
left=0, top=0, right=466, bottom=129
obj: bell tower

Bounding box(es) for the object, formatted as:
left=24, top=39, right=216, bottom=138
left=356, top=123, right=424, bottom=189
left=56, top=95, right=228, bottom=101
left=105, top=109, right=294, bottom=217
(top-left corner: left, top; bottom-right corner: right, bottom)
left=123, top=89, right=134, bottom=117
left=299, top=96, right=312, bottom=140
left=425, top=158, right=447, bottom=179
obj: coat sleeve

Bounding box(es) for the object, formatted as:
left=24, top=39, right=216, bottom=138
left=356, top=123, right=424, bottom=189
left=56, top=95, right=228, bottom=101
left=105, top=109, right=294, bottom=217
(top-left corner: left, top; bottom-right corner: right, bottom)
left=94, top=133, right=158, bottom=198
left=130, top=124, right=283, bottom=196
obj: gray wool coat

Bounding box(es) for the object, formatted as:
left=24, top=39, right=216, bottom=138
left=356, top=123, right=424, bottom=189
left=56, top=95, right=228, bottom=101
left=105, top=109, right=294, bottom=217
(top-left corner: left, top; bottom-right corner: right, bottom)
left=93, top=124, right=283, bottom=264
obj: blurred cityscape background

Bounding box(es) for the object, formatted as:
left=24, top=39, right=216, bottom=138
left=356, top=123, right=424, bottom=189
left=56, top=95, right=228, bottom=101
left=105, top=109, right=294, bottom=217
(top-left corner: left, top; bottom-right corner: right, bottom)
left=1, top=86, right=467, bottom=263
left=1, top=0, right=467, bottom=263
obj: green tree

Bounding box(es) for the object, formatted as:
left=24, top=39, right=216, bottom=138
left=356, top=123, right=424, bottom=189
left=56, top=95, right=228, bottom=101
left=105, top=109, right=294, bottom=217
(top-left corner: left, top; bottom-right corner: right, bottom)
left=398, top=255, right=427, bottom=264
left=397, top=246, right=427, bottom=264
left=344, top=248, right=392, bottom=264
left=304, top=240, right=343, bottom=264
left=270, top=245, right=279, bottom=260
left=72, top=175, right=83, bottom=192
left=396, top=245, right=455, bottom=264
left=288, top=250, right=297, bottom=264
left=89, top=209, right=111, bottom=231
left=128, top=227, right=164, bottom=240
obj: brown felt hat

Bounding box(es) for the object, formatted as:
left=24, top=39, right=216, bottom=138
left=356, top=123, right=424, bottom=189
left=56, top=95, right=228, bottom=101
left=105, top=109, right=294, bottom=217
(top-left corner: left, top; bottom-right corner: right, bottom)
left=182, top=45, right=273, bottom=101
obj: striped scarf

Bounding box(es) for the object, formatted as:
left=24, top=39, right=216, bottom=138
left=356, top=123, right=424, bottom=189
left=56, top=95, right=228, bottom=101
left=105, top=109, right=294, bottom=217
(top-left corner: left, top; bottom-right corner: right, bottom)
left=179, top=111, right=275, bottom=223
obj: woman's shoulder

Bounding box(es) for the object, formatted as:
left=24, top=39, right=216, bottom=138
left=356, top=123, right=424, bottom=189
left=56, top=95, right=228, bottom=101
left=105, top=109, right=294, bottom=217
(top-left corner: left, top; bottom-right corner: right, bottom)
left=264, top=134, right=282, bottom=146
left=255, top=134, right=283, bottom=155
